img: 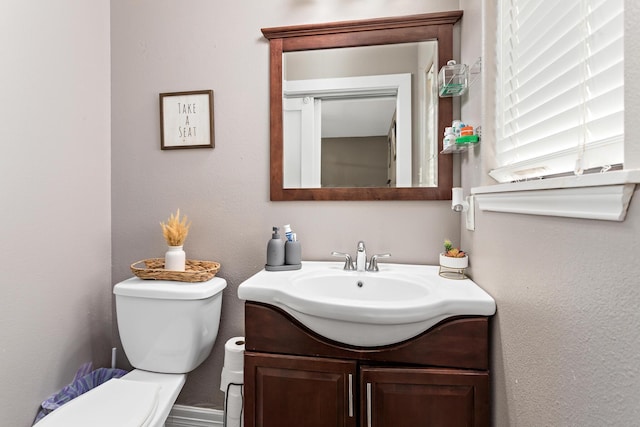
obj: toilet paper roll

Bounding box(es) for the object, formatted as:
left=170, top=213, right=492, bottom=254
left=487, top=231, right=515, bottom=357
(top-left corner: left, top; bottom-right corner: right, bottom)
left=221, top=368, right=244, bottom=392
left=222, top=337, right=245, bottom=372
left=220, top=337, right=245, bottom=392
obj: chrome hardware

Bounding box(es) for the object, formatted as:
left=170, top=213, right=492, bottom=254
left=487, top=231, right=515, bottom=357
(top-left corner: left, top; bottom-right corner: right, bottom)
left=356, top=241, right=367, bottom=272
left=348, top=374, right=354, bottom=417
left=331, top=251, right=354, bottom=270
left=366, top=382, right=372, bottom=427
left=334, top=242, right=390, bottom=272
left=366, top=253, right=391, bottom=272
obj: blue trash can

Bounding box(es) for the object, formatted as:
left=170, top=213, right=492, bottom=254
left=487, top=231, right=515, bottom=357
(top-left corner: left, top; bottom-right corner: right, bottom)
left=33, top=362, right=128, bottom=424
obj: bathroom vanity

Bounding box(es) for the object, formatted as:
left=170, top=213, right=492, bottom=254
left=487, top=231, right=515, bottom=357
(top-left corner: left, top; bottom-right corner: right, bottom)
left=243, top=302, right=490, bottom=427
left=239, top=261, right=494, bottom=427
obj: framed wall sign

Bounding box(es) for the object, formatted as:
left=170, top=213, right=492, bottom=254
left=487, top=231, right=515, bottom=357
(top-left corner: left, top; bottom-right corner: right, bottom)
left=159, top=90, right=214, bottom=150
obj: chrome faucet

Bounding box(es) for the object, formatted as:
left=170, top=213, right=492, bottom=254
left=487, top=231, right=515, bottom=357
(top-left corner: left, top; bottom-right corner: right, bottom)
left=332, top=241, right=391, bottom=272
left=331, top=251, right=354, bottom=270
left=367, top=253, right=391, bottom=272
left=356, top=241, right=367, bottom=271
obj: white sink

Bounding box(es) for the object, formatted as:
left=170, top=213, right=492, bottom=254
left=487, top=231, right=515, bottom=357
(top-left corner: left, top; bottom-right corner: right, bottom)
left=238, top=261, right=496, bottom=347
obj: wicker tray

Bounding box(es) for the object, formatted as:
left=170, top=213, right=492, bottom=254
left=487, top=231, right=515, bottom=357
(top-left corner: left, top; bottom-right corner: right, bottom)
left=130, top=258, right=221, bottom=283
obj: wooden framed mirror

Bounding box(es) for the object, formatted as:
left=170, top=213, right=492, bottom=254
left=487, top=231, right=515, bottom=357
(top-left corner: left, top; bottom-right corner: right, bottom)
left=262, top=11, right=463, bottom=201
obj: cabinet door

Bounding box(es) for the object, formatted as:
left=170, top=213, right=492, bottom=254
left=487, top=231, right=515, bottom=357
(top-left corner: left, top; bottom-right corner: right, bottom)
left=245, top=353, right=358, bottom=427
left=361, top=367, right=489, bottom=427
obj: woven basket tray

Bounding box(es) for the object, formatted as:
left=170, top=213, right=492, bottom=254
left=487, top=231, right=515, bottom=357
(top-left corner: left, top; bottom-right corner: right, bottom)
left=130, top=258, right=221, bottom=283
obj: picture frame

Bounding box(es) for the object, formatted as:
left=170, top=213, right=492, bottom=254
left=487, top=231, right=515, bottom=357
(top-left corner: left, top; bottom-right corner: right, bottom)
left=159, top=90, right=214, bottom=150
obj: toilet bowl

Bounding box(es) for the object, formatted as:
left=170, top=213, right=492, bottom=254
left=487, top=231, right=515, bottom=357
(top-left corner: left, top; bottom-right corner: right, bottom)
left=37, top=276, right=226, bottom=427
left=36, top=370, right=184, bottom=427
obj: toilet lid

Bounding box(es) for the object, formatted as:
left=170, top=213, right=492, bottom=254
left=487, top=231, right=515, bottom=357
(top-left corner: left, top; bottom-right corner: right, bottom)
left=37, top=378, right=160, bottom=427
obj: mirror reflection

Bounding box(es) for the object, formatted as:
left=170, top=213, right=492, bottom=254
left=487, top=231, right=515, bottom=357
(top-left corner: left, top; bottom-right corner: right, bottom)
left=262, top=11, right=461, bottom=201
left=282, top=42, right=438, bottom=188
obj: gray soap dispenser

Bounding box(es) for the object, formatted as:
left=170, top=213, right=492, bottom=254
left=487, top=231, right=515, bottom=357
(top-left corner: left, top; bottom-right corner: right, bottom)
left=266, top=226, right=285, bottom=267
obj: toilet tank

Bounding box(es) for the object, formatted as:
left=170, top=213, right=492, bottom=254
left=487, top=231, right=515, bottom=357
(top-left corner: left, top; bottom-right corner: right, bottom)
left=114, top=276, right=227, bottom=374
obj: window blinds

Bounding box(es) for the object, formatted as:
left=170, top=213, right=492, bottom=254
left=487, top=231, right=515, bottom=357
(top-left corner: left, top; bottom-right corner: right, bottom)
left=491, top=0, right=624, bottom=183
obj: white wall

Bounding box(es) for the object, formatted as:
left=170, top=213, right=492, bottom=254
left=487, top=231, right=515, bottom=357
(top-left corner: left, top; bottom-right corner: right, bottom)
left=461, top=0, right=640, bottom=425
left=110, top=0, right=461, bottom=408
left=0, top=1, right=112, bottom=426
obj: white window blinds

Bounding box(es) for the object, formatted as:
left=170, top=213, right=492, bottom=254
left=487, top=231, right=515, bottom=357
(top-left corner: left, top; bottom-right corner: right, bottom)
left=492, top=0, right=624, bottom=183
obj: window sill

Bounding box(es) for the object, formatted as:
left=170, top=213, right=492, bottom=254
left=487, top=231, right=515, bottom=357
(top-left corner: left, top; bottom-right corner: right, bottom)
left=471, top=169, right=640, bottom=221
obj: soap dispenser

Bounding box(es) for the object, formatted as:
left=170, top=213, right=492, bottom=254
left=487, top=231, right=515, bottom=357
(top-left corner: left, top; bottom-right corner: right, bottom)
left=266, top=226, right=285, bottom=267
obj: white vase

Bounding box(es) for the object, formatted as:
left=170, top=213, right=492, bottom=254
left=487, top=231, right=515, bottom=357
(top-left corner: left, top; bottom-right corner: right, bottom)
left=165, top=245, right=186, bottom=271
left=439, top=253, right=468, bottom=269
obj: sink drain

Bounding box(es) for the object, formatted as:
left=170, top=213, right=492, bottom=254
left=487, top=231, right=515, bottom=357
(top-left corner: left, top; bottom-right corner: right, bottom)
left=357, top=281, right=364, bottom=288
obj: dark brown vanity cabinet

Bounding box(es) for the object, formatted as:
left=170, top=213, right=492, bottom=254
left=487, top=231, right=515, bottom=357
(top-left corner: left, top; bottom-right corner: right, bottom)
left=245, top=353, right=357, bottom=427
left=361, top=367, right=489, bottom=427
left=244, top=302, right=491, bottom=427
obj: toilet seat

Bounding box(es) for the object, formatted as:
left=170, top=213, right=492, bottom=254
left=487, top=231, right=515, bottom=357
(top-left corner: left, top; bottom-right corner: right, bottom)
left=36, top=378, right=160, bottom=427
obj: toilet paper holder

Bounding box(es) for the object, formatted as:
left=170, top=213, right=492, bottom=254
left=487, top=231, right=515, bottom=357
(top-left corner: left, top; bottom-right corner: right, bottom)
left=221, top=337, right=245, bottom=427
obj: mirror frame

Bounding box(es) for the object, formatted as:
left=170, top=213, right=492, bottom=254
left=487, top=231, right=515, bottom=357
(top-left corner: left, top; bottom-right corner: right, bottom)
left=262, top=11, right=463, bottom=201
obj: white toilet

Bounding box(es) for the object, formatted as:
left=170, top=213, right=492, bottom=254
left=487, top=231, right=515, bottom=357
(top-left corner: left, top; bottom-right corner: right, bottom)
left=37, top=276, right=227, bottom=427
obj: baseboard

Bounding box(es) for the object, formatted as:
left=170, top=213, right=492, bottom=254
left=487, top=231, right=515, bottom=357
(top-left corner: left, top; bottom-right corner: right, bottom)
left=164, top=404, right=224, bottom=427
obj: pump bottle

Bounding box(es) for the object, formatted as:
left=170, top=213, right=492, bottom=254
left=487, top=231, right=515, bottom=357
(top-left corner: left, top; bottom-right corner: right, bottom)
left=266, top=226, right=285, bottom=266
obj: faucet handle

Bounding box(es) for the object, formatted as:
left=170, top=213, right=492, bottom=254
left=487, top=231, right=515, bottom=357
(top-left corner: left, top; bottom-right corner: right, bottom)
left=331, top=251, right=355, bottom=270
left=367, top=253, right=391, bottom=272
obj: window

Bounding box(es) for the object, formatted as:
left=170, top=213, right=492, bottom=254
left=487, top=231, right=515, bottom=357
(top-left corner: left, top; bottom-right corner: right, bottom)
left=472, top=0, right=636, bottom=222
left=491, top=0, right=624, bottom=183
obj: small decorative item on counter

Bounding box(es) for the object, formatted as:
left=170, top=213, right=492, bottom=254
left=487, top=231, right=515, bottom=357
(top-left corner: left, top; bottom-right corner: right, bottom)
left=443, top=239, right=466, bottom=258
left=439, top=239, right=469, bottom=279
left=160, top=209, right=191, bottom=271
left=265, top=225, right=302, bottom=271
